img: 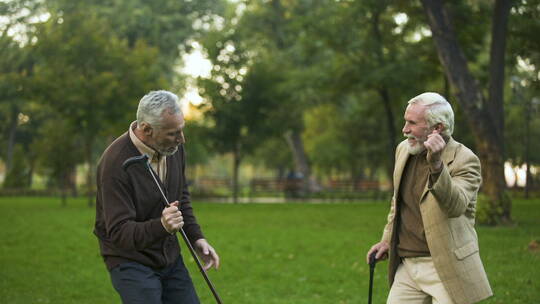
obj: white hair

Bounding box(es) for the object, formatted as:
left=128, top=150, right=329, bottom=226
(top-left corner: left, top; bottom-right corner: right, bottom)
left=408, top=92, right=454, bottom=137
left=136, top=90, right=182, bottom=129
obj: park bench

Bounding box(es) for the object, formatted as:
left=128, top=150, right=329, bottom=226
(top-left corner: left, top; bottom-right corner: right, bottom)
left=249, top=178, right=305, bottom=198
left=249, top=178, right=286, bottom=193
left=326, top=179, right=381, bottom=191
left=194, top=177, right=232, bottom=191
left=323, top=179, right=388, bottom=200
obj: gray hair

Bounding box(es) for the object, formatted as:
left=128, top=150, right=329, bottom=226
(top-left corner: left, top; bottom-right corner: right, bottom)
left=408, top=92, right=454, bottom=137
left=136, top=90, right=182, bottom=129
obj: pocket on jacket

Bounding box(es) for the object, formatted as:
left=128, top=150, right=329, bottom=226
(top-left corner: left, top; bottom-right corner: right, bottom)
left=454, top=241, right=479, bottom=260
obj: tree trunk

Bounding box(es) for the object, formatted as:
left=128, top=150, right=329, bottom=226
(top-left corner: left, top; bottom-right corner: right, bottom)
left=379, top=88, right=398, bottom=179
left=61, top=170, right=68, bottom=207
left=476, top=139, right=511, bottom=224
left=524, top=98, right=531, bottom=198
left=27, top=156, right=35, bottom=189
left=421, top=0, right=512, bottom=224
left=277, top=166, right=286, bottom=180
left=284, top=130, right=318, bottom=194
left=351, top=162, right=367, bottom=191
left=85, top=139, right=95, bottom=207
left=69, top=165, right=78, bottom=197
left=488, top=0, right=512, bottom=140
left=5, top=105, right=19, bottom=173
left=270, top=0, right=286, bottom=49
left=372, top=6, right=398, bottom=179
left=232, top=142, right=241, bottom=204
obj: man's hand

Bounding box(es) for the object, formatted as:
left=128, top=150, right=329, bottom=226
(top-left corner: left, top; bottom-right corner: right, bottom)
left=195, top=239, right=220, bottom=271
left=424, top=130, right=446, bottom=173
left=161, top=201, right=183, bottom=234
left=366, top=241, right=389, bottom=264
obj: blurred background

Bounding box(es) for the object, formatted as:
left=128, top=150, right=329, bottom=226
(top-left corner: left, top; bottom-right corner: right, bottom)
left=0, top=0, right=539, bottom=222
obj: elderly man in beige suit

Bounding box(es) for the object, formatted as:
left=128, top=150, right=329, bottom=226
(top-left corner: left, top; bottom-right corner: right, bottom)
left=366, top=92, right=492, bottom=304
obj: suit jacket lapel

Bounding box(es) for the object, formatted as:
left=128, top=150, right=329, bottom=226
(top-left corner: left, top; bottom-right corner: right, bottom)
left=393, top=145, right=410, bottom=198
left=441, top=138, right=458, bottom=167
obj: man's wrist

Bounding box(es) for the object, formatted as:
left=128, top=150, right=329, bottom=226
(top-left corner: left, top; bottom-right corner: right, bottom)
left=430, top=160, right=443, bottom=174
left=161, top=217, right=174, bottom=234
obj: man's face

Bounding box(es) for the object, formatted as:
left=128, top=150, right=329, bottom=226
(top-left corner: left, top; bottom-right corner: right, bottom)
left=402, top=103, right=430, bottom=155
left=151, top=111, right=185, bottom=156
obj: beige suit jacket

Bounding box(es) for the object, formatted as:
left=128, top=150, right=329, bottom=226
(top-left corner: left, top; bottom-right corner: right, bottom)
left=381, top=138, right=492, bottom=304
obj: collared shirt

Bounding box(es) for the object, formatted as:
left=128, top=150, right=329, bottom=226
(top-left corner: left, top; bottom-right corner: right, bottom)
left=128, top=121, right=167, bottom=182
left=397, top=150, right=431, bottom=257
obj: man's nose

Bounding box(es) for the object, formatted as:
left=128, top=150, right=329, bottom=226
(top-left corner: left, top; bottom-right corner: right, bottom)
left=176, top=132, right=185, bottom=144
left=402, top=124, right=409, bottom=134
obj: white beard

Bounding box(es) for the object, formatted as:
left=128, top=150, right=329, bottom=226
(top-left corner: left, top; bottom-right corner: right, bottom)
left=159, top=145, right=178, bottom=156
left=405, top=135, right=426, bottom=155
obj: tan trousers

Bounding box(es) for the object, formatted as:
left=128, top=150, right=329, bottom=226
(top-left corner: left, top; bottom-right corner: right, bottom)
left=387, top=257, right=454, bottom=304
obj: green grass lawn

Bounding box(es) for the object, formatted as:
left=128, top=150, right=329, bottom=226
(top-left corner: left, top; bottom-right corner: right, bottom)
left=0, top=197, right=538, bottom=303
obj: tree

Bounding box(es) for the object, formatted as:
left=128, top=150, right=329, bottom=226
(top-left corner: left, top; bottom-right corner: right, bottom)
left=224, top=0, right=324, bottom=193
left=48, top=0, right=223, bottom=82
left=249, top=137, right=293, bottom=179
left=505, top=0, right=540, bottom=196
left=1, top=1, right=28, bottom=171
left=421, top=0, right=513, bottom=224
left=304, top=96, right=390, bottom=183
left=199, top=56, right=284, bottom=202
left=1, top=0, right=226, bottom=197
left=0, top=32, right=36, bottom=187
left=297, top=0, right=445, bottom=179
left=31, top=9, right=165, bottom=205
left=0, top=35, right=23, bottom=170
left=34, top=117, right=82, bottom=205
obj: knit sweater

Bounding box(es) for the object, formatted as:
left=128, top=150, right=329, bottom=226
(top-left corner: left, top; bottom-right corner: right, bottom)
left=93, top=132, right=204, bottom=270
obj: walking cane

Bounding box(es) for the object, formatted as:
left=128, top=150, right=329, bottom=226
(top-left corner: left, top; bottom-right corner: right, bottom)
left=368, top=251, right=377, bottom=304
left=123, top=155, right=223, bottom=304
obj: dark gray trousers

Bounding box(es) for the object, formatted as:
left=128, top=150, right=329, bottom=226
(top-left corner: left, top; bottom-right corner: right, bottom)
left=109, top=257, right=199, bottom=304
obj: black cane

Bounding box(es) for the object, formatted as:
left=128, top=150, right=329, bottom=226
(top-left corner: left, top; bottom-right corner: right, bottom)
left=368, top=251, right=377, bottom=304
left=123, top=155, right=223, bottom=304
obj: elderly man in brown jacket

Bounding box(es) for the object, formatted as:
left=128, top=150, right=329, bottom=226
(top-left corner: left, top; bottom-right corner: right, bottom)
left=94, top=90, right=219, bottom=304
left=366, top=92, right=492, bottom=304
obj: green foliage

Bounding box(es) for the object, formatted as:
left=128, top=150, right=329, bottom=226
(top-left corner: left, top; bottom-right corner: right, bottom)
left=0, top=33, right=33, bottom=161
left=183, top=120, right=212, bottom=166
left=33, top=118, right=81, bottom=189
left=198, top=0, right=459, bottom=181
left=249, top=137, right=293, bottom=175
left=476, top=191, right=513, bottom=226
left=476, top=193, right=492, bottom=225
left=304, top=96, right=390, bottom=179
left=505, top=0, right=540, bottom=166
left=508, top=0, right=540, bottom=69
left=31, top=8, right=166, bottom=169
left=199, top=22, right=286, bottom=158
left=0, top=0, right=227, bottom=193
left=2, top=145, right=31, bottom=189
left=48, top=0, right=224, bottom=81
left=504, top=87, right=540, bottom=165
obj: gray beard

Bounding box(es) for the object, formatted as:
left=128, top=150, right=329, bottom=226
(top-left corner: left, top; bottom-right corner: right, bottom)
left=159, top=146, right=178, bottom=157
left=404, top=134, right=426, bottom=155
left=407, top=143, right=426, bottom=155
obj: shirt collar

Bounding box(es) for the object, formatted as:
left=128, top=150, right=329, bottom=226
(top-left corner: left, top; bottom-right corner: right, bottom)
left=128, top=121, right=161, bottom=162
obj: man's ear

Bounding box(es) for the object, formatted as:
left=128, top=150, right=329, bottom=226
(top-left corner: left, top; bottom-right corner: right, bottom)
left=140, top=122, right=153, bottom=137
left=435, top=123, right=444, bottom=133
